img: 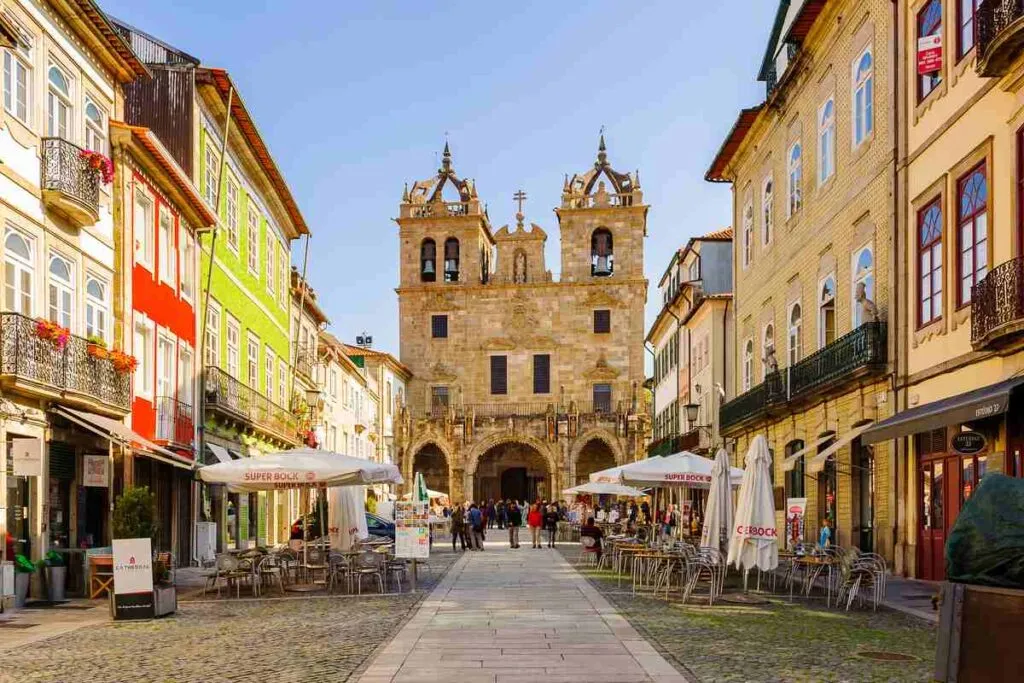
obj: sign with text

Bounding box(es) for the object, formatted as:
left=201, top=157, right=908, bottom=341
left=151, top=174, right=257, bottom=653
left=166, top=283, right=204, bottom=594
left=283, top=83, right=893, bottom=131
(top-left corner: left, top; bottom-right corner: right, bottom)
left=394, top=501, right=430, bottom=559
left=112, top=538, right=154, bottom=620
left=83, top=455, right=109, bottom=487
left=785, top=497, right=808, bottom=550
left=917, top=34, right=942, bottom=75
left=11, top=437, right=41, bottom=477
left=951, top=431, right=986, bottom=455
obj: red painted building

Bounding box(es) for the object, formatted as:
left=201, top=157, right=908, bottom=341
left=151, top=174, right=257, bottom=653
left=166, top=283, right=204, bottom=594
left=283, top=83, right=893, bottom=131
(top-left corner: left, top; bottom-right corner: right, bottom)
left=112, top=122, right=216, bottom=561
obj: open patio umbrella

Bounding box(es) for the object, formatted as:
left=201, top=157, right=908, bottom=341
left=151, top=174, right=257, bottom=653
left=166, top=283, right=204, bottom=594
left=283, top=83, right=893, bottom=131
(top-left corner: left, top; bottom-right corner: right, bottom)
left=197, top=447, right=403, bottom=491
left=401, top=487, right=450, bottom=505
left=562, top=481, right=647, bottom=497
left=620, top=451, right=743, bottom=489
left=588, top=456, right=663, bottom=484
left=700, top=448, right=734, bottom=556
left=727, top=435, right=779, bottom=577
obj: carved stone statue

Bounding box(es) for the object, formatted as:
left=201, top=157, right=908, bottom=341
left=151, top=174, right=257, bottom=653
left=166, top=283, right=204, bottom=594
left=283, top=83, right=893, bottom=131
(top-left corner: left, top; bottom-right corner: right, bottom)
left=763, top=344, right=779, bottom=375
left=513, top=250, right=527, bottom=284
left=594, top=180, right=610, bottom=207
left=855, top=282, right=878, bottom=325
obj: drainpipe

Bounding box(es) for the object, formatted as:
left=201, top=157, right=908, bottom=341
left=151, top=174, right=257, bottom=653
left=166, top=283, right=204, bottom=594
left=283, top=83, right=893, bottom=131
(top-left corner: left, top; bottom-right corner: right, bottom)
left=720, top=296, right=730, bottom=450
left=890, top=0, right=906, bottom=575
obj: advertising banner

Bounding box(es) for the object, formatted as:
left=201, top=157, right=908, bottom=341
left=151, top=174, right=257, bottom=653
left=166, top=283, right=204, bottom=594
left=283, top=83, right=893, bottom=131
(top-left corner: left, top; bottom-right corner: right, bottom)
left=394, top=501, right=430, bottom=559
left=11, top=437, right=41, bottom=477
left=785, top=497, right=808, bottom=550
left=917, top=34, right=942, bottom=75
left=112, top=538, right=154, bottom=620
left=83, top=455, right=108, bottom=487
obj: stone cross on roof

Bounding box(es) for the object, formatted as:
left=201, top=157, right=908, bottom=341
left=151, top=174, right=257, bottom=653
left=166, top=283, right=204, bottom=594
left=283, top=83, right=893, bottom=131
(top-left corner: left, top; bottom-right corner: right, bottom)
left=513, top=189, right=527, bottom=227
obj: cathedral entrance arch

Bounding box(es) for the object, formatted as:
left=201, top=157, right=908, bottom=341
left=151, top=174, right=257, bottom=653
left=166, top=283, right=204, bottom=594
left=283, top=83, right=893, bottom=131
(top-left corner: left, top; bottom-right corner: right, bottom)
left=469, top=436, right=555, bottom=503
left=411, top=443, right=450, bottom=495
left=574, top=437, right=618, bottom=485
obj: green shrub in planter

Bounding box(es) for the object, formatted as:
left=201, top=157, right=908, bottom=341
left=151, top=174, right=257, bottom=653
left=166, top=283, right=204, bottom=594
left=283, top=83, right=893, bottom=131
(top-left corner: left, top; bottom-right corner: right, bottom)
left=112, top=486, right=158, bottom=540
left=13, top=553, right=35, bottom=574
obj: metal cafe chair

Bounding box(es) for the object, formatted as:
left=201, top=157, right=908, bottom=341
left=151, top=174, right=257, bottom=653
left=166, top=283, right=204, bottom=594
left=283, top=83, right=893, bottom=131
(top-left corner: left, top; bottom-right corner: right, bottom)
left=353, top=550, right=386, bottom=594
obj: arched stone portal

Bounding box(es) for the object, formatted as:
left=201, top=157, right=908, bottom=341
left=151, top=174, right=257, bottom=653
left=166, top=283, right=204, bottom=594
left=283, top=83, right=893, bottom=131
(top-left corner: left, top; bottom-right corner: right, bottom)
left=411, top=443, right=450, bottom=495
left=574, top=438, right=617, bottom=485
left=473, top=441, right=552, bottom=503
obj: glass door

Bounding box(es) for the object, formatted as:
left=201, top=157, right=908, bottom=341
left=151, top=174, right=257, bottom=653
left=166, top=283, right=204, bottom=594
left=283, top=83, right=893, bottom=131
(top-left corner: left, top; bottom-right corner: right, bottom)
left=919, top=460, right=945, bottom=581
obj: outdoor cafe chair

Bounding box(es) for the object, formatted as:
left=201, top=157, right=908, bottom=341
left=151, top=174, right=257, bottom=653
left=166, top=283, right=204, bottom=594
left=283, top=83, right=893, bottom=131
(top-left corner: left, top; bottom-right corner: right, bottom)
left=257, top=554, right=286, bottom=596
left=203, top=553, right=249, bottom=598
left=354, top=550, right=386, bottom=595
left=384, top=555, right=407, bottom=592
left=303, top=548, right=329, bottom=585
left=326, top=551, right=351, bottom=594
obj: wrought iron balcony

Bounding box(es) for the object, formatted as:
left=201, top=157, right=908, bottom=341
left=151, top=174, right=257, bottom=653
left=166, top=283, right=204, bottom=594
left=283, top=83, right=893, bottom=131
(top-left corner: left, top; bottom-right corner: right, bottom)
left=977, top=0, right=1024, bottom=76
left=40, top=137, right=100, bottom=227
left=203, top=366, right=299, bottom=446
left=0, top=313, right=130, bottom=415
left=972, top=257, right=1024, bottom=347
left=720, top=322, right=887, bottom=433
left=155, top=396, right=194, bottom=448
left=294, top=344, right=315, bottom=381
left=647, top=430, right=700, bottom=457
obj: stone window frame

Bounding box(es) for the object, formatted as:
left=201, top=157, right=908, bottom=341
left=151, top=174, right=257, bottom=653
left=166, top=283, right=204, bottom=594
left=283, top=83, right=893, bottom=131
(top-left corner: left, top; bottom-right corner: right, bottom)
left=430, top=313, right=448, bottom=339
left=948, top=137, right=994, bottom=329
left=912, top=175, right=948, bottom=343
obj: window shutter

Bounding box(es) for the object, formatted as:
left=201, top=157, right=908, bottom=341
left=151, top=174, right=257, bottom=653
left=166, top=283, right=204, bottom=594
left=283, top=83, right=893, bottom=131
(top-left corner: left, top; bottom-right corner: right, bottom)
left=431, top=314, right=448, bottom=338
left=594, top=310, right=611, bottom=333
left=490, top=355, right=507, bottom=395
left=533, top=354, right=550, bottom=394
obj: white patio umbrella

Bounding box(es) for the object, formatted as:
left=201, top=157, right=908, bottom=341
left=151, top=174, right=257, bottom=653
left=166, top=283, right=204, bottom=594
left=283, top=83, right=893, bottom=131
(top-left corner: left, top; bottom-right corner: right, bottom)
left=197, top=447, right=404, bottom=491
left=700, top=448, right=734, bottom=556
left=727, top=435, right=779, bottom=578
left=588, top=456, right=663, bottom=484
left=621, top=451, right=743, bottom=489
left=562, top=481, right=647, bottom=497
left=328, top=485, right=369, bottom=551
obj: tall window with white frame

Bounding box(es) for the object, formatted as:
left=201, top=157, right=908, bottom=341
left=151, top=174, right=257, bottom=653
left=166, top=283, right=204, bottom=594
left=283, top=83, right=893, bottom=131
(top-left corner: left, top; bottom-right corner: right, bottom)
left=4, top=229, right=33, bottom=316
left=204, top=145, right=218, bottom=207
left=853, top=49, right=873, bottom=147
left=818, top=98, right=835, bottom=184
left=788, top=303, right=802, bottom=365
left=762, top=324, right=775, bottom=380
left=278, top=360, right=286, bottom=407
left=226, top=177, right=239, bottom=252
left=180, top=227, right=194, bottom=301
left=958, top=0, right=979, bottom=59
left=818, top=275, right=837, bottom=348
left=247, top=201, right=259, bottom=274
left=48, top=254, right=73, bottom=330
left=85, top=276, right=108, bottom=343
left=157, top=335, right=174, bottom=402
left=852, top=247, right=875, bottom=327
left=134, top=189, right=154, bottom=269
left=3, top=32, right=31, bottom=125
left=919, top=200, right=943, bottom=326
left=742, top=200, right=753, bottom=268
left=205, top=302, right=220, bottom=367
left=742, top=340, right=753, bottom=392
left=957, top=163, right=988, bottom=307
left=762, top=176, right=773, bottom=246
left=84, top=99, right=106, bottom=154
left=179, top=346, right=194, bottom=407
left=265, top=231, right=275, bottom=296
left=134, top=319, right=153, bottom=399
left=279, top=245, right=288, bottom=306
left=158, top=205, right=176, bottom=286
left=264, top=347, right=274, bottom=399
left=46, top=65, right=71, bottom=139
left=225, top=316, right=240, bottom=378
left=788, top=142, right=802, bottom=217
left=247, top=333, right=259, bottom=388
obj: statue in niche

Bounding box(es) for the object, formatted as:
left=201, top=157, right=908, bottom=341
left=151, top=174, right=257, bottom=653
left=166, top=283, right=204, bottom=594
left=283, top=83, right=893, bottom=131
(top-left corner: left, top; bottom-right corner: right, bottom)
left=513, top=250, right=527, bottom=284
left=855, top=282, right=878, bottom=325
left=763, top=344, right=779, bottom=376
left=594, top=180, right=610, bottom=207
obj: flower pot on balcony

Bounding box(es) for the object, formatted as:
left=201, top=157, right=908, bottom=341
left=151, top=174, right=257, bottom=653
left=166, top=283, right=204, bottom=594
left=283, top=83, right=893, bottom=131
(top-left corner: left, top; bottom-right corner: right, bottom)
left=86, top=343, right=109, bottom=360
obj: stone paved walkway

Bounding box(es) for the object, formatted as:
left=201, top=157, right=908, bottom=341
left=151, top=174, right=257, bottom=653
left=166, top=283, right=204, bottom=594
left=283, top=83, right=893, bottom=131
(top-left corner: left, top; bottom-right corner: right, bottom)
left=356, top=540, right=688, bottom=683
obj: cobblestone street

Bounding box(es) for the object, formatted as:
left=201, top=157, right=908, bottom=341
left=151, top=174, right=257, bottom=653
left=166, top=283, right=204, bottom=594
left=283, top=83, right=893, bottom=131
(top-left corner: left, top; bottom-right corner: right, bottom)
left=558, top=547, right=937, bottom=682
left=0, top=550, right=459, bottom=683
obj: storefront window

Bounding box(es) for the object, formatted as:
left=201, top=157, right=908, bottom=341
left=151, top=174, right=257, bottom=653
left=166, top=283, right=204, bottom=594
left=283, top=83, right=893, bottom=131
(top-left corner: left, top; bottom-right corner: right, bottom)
left=817, top=439, right=837, bottom=543
left=961, top=454, right=987, bottom=502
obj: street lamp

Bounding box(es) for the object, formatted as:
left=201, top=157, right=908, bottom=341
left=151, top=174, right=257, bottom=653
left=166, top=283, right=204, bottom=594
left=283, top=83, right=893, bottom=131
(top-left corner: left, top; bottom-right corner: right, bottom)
left=684, top=402, right=701, bottom=425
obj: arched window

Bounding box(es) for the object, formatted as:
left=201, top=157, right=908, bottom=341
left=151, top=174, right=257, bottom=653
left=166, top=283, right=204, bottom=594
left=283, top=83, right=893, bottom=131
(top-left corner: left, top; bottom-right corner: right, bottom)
left=420, top=239, right=436, bottom=282
left=818, top=98, right=835, bottom=184
left=47, top=65, right=71, bottom=139
left=853, top=247, right=875, bottom=326
left=762, top=323, right=775, bottom=380
left=48, top=253, right=73, bottom=328
left=788, top=303, right=802, bottom=365
left=85, top=276, right=107, bottom=342
left=4, top=230, right=33, bottom=315
left=788, top=142, right=803, bottom=217
left=85, top=99, right=106, bottom=154
left=854, top=48, right=873, bottom=147
left=742, top=339, right=754, bottom=392
left=443, top=237, right=460, bottom=282
left=785, top=439, right=806, bottom=498
left=762, top=176, right=774, bottom=246
left=819, top=275, right=837, bottom=348
left=591, top=228, right=614, bottom=277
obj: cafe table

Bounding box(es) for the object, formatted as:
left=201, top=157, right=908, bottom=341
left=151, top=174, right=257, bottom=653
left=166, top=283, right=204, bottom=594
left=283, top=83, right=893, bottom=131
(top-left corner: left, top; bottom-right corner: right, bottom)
left=791, top=554, right=836, bottom=606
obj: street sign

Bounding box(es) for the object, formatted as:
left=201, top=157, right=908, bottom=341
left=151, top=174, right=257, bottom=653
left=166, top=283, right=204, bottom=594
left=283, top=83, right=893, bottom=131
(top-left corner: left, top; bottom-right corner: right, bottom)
left=918, top=34, right=942, bottom=75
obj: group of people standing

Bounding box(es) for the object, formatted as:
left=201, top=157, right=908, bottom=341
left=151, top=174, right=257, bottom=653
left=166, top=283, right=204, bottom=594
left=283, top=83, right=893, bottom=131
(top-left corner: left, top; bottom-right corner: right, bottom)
left=444, top=499, right=566, bottom=551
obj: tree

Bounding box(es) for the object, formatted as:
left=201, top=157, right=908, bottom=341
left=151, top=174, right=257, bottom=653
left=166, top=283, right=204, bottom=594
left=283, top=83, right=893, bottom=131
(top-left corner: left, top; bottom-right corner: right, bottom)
left=112, top=486, right=158, bottom=540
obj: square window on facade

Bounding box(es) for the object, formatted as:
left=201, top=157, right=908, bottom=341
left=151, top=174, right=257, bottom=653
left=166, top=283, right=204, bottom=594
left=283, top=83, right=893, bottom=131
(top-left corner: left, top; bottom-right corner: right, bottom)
left=431, top=314, right=448, bottom=338
left=594, top=309, right=611, bottom=333
left=533, top=354, right=550, bottom=394
left=593, top=383, right=612, bottom=413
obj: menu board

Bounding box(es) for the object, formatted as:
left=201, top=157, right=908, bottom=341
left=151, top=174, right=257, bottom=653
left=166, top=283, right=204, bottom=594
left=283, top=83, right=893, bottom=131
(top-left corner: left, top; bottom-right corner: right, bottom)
left=394, top=501, right=430, bottom=559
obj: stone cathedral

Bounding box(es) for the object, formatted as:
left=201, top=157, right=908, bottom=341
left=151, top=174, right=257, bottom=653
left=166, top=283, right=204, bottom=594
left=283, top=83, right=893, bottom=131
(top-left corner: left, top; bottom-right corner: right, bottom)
left=394, top=138, right=650, bottom=502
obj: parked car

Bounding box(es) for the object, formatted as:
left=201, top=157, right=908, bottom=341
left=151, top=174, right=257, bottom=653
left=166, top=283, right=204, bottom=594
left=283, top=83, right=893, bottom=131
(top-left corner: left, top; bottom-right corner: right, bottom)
left=290, top=511, right=394, bottom=541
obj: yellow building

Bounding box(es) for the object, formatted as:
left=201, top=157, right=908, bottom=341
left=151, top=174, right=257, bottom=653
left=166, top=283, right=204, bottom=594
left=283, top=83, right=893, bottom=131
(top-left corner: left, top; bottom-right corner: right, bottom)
left=856, top=0, right=1024, bottom=581
left=707, top=0, right=895, bottom=560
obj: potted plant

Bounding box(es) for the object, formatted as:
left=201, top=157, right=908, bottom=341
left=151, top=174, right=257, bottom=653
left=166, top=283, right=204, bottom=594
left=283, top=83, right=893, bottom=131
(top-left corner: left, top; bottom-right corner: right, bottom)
left=109, top=350, right=138, bottom=374
left=13, top=553, right=35, bottom=608
left=86, top=335, right=109, bottom=359
left=34, top=319, right=71, bottom=351
left=36, top=550, right=66, bottom=602
left=79, top=149, right=114, bottom=185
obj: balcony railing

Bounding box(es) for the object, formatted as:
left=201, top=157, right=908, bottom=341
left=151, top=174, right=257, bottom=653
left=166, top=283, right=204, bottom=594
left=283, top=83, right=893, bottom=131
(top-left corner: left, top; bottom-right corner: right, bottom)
left=407, top=201, right=471, bottom=218
left=0, top=313, right=130, bottom=414
left=204, top=366, right=299, bottom=445
left=972, top=257, right=1024, bottom=346
left=720, top=322, right=887, bottom=433
left=295, top=344, right=315, bottom=380
left=647, top=430, right=700, bottom=457
left=414, top=399, right=635, bottom=422
left=565, top=193, right=636, bottom=210
left=155, top=396, right=194, bottom=447
left=41, top=137, right=100, bottom=226
left=977, top=0, right=1024, bottom=76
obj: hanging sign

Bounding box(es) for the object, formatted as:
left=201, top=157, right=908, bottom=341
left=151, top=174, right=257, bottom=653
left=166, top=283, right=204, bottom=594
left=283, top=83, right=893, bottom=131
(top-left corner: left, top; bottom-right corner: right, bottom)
left=112, top=538, right=154, bottom=620
left=394, top=501, right=430, bottom=559
left=785, top=498, right=808, bottom=550
left=951, top=431, right=986, bottom=455
left=11, top=437, right=41, bottom=477
left=917, top=34, right=942, bottom=75
left=83, top=455, right=109, bottom=487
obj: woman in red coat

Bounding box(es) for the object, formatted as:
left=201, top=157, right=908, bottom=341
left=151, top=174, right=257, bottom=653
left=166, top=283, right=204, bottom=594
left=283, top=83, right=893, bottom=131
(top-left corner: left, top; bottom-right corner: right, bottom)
left=527, top=503, right=544, bottom=549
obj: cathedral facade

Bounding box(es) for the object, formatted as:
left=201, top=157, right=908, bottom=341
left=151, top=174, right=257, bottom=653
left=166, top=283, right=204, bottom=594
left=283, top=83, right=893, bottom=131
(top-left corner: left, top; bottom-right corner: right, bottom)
left=394, top=139, right=649, bottom=503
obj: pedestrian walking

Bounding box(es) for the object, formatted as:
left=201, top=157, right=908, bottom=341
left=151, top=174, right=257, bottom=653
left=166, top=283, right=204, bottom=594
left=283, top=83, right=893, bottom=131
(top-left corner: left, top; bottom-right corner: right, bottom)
left=543, top=504, right=559, bottom=548
left=450, top=504, right=467, bottom=551
left=507, top=501, right=522, bottom=548
left=468, top=503, right=485, bottom=550
left=496, top=499, right=506, bottom=529
left=527, top=503, right=543, bottom=549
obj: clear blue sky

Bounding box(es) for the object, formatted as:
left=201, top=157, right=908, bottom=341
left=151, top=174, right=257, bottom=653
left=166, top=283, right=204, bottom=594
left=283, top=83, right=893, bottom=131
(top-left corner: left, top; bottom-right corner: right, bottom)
left=103, top=0, right=776, bottom=358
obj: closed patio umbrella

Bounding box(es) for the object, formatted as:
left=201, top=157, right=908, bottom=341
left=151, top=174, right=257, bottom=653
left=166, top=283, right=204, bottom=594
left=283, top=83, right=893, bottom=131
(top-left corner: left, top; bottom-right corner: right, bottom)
left=727, top=435, right=779, bottom=576
left=328, top=485, right=369, bottom=551
left=700, top=448, right=734, bottom=556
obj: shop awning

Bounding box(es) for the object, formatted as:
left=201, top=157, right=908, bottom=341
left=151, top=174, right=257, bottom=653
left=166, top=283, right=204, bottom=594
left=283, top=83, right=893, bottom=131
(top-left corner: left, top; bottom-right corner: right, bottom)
left=861, top=376, right=1024, bottom=445
left=206, top=444, right=233, bottom=464
left=807, top=423, right=875, bottom=474
left=52, top=406, right=194, bottom=471
left=781, top=433, right=836, bottom=472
